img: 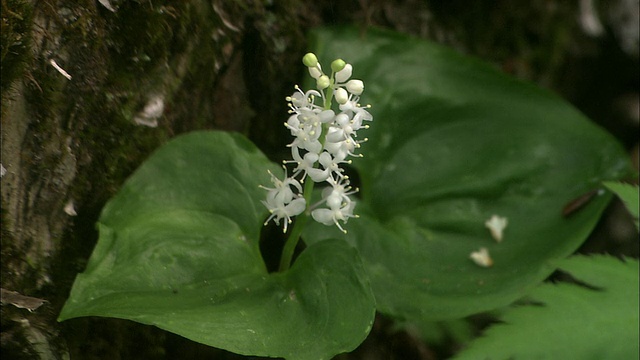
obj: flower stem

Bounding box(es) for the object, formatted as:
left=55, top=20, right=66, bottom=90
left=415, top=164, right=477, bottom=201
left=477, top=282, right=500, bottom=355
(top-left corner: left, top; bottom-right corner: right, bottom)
left=278, top=178, right=315, bottom=272
left=324, top=73, right=335, bottom=109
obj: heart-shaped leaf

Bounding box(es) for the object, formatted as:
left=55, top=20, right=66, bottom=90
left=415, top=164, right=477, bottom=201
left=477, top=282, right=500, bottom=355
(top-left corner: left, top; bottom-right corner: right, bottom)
left=303, top=27, right=633, bottom=321
left=59, top=131, right=375, bottom=360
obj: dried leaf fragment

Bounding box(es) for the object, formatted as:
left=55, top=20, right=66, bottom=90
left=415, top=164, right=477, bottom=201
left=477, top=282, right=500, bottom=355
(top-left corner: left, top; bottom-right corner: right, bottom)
left=470, top=247, right=493, bottom=268
left=49, top=59, right=72, bottom=80
left=485, top=215, right=508, bottom=242
left=0, top=288, right=47, bottom=312
left=64, top=200, right=77, bottom=216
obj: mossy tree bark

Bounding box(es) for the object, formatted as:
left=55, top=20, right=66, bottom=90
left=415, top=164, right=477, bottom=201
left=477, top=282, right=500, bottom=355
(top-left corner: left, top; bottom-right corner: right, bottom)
left=1, top=0, right=636, bottom=359
left=1, top=1, right=308, bottom=358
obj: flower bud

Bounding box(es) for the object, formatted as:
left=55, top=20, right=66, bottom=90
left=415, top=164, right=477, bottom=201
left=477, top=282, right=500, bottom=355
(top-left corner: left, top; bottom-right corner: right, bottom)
left=308, top=66, right=322, bottom=79
left=345, top=79, right=364, bottom=95
left=331, top=59, right=346, bottom=73
left=335, top=64, right=352, bottom=83
left=316, top=75, right=330, bottom=90
left=326, top=192, right=343, bottom=210
left=302, top=53, right=318, bottom=67
left=319, top=109, right=335, bottom=123
left=335, top=87, right=349, bottom=105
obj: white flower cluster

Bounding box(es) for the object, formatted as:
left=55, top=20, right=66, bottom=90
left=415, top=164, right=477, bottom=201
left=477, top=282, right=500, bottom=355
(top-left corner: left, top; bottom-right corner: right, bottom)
left=261, top=53, right=372, bottom=233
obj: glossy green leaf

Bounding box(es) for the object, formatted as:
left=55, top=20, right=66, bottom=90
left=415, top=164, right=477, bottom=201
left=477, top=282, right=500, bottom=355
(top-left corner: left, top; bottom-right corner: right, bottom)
left=455, top=255, right=640, bottom=360
left=304, top=26, right=633, bottom=320
left=59, top=131, right=375, bottom=360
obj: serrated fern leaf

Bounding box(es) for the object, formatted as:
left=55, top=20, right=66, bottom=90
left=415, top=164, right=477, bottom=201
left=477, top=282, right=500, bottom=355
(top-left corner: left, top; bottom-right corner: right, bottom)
left=455, top=255, right=639, bottom=360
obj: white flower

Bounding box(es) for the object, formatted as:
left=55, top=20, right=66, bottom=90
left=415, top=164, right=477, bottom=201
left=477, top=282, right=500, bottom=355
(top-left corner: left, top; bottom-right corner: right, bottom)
left=310, top=177, right=359, bottom=233
left=306, top=164, right=331, bottom=183
left=311, top=201, right=357, bottom=234
left=263, top=197, right=306, bottom=233
left=285, top=110, right=323, bottom=154
left=284, top=146, right=319, bottom=181
left=339, top=100, right=372, bottom=126
left=260, top=169, right=302, bottom=204
left=325, top=176, right=358, bottom=203
left=325, top=126, right=348, bottom=144
left=260, top=169, right=306, bottom=233
left=324, top=136, right=360, bottom=160
left=262, top=53, right=372, bottom=232
left=306, top=151, right=346, bottom=182
left=287, top=88, right=322, bottom=112
left=353, top=104, right=373, bottom=125
left=289, top=137, right=322, bottom=155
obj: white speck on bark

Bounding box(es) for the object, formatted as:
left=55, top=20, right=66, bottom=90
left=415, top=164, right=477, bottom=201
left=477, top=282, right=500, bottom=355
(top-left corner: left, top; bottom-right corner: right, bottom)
left=49, top=59, right=72, bottom=80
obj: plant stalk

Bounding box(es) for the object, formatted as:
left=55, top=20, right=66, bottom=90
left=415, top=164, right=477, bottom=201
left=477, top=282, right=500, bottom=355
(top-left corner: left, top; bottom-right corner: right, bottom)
left=278, top=178, right=315, bottom=272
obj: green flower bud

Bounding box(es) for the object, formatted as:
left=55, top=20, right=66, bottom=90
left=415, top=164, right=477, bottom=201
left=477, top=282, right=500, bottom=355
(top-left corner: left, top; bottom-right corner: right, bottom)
left=302, top=53, right=318, bottom=67
left=316, top=75, right=330, bottom=90
left=331, top=59, right=346, bottom=73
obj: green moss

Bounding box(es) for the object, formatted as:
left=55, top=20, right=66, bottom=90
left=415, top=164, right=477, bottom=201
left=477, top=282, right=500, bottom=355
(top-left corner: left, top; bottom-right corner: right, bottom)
left=105, top=1, right=183, bottom=73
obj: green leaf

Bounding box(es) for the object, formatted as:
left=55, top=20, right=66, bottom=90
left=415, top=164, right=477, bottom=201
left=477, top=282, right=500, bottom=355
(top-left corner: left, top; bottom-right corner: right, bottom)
left=603, top=181, right=639, bottom=230
left=454, top=255, right=640, bottom=360
left=304, top=26, right=633, bottom=320
left=59, top=131, right=375, bottom=360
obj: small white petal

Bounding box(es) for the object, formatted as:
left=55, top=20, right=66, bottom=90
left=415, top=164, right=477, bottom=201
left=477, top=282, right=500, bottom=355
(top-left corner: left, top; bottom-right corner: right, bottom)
left=319, top=109, right=335, bottom=123
left=335, top=64, right=352, bottom=83
left=470, top=247, right=493, bottom=267
left=64, top=200, right=77, bottom=216
left=326, top=192, right=342, bottom=210
left=308, top=66, right=322, bottom=79
left=334, top=113, right=350, bottom=126
left=335, top=88, right=349, bottom=105
left=311, top=208, right=335, bottom=226
left=304, top=139, right=323, bottom=154
left=318, top=151, right=333, bottom=167
left=325, top=127, right=345, bottom=143
left=307, top=167, right=330, bottom=182
left=303, top=152, right=319, bottom=165
left=485, top=215, right=508, bottom=242
left=285, top=197, right=307, bottom=217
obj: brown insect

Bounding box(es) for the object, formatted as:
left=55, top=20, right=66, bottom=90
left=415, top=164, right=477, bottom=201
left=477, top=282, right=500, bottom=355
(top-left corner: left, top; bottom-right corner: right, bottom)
left=562, top=189, right=599, bottom=217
